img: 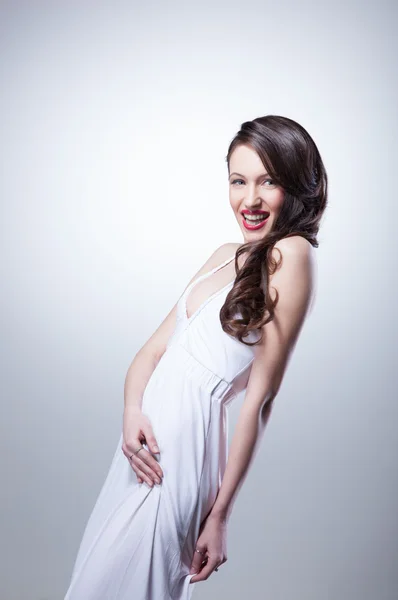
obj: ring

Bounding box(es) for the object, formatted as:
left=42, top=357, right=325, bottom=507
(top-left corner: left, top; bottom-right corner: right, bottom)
left=129, top=445, right=144, bottom=460
left=215, top=567, right=219, bottom=572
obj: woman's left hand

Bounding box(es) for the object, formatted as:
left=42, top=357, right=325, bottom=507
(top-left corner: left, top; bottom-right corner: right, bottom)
left=189, top=513, right=228, bottom=583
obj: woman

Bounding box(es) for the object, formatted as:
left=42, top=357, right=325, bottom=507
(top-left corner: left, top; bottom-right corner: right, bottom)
left=64, top=115, right=328, bottom=599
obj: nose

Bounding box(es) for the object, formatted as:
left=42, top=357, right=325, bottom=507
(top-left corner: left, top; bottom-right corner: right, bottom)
left=243, top=184, right=263, bottom=209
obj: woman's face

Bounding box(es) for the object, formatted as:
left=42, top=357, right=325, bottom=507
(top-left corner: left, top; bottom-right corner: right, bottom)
left=228, top=144, right=285, bottom=243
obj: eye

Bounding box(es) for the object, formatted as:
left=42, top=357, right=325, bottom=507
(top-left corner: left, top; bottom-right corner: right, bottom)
left=263, top=178, right=275, bottom=186
left=231, top=178, right=244, bottom=186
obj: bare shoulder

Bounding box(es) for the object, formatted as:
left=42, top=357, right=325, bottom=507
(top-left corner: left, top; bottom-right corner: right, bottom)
left=216, top=241, right=241, bottom=257
left=269, top=235, right=317, bottom=317
left=273, top=234, right=315, bottom=263
left=204, top=241, right=241, bottom=269
left=273, top=235, right=316, bottom=282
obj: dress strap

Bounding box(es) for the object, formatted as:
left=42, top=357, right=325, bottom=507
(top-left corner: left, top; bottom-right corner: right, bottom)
left=183, top=253, right=235, bottom=296
left=181, top=253, right=236, bottom=322
left=211, top=254, right=236, bottom=274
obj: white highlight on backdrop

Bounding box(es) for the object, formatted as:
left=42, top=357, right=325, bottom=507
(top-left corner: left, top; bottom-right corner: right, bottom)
left=0, top=1, right=397, bottom=599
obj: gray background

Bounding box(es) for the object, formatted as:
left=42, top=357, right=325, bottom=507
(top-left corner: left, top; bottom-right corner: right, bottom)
left=1, top=1, right=397, bottom=599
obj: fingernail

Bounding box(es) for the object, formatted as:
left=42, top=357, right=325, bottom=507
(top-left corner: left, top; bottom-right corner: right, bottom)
left=153, top=445, right=159, bottom=453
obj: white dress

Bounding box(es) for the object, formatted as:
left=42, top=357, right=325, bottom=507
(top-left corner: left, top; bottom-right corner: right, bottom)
left=64, top=253, right=259, bottom=600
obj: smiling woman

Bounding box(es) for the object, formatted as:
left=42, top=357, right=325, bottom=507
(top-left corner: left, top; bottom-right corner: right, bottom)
left=221, top=116, right=327, bottom=345
left=63, top=115, right=328, bottom=600
left=230, top=170, right=276, bottom=230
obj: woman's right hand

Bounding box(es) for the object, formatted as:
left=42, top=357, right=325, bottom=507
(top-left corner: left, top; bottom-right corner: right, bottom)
left=122, top=406, right=164, bottom=487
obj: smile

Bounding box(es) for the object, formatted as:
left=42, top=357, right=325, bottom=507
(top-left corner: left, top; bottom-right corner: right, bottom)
left=241, top=211, right=269, bottom=230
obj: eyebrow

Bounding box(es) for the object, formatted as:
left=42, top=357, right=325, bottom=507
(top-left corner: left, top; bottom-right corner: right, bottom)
left=229, top=171, right=270, bottom=179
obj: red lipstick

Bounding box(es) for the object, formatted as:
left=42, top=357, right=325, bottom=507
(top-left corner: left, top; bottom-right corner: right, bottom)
left=241, top=209, right=269, bottom=231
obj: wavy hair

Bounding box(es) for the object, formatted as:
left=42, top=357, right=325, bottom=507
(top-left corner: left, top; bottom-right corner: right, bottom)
left=220, top=115, right=328, bottom=346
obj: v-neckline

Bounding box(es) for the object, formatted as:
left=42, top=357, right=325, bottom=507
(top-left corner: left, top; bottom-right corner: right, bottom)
left=182, top=254, right=236, bottom=322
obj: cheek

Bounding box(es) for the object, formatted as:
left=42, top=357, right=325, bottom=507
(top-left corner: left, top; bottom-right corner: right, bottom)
left=229, top=191, right=240, bottom=212
left=269, top=191, right=285, bottom=213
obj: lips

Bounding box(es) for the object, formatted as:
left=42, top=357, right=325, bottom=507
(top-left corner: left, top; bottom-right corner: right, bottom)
left=241, top=209, right=270, bottom=231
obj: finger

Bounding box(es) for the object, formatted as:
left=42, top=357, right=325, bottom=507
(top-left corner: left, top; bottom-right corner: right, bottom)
left=140, top=447, right=163, bottom=477
left=190, top=557, right=219, bottom=583
left=189, top=548, right=207, bottom=576
left=133, top=464, right=154, bottom=487
left=142, top=425, right=161, bottom=456
left=126, top=447, right=157, bottom=486
left=131, top=453, right=162, bottom=484
left=124, top=440, right=162, bottom=479
left=134, top=448, right=163, bottom=480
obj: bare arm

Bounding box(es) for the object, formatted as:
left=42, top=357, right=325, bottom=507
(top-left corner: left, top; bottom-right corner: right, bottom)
left=123, top=243, right=239, bottom=486
left=209, top=235, right=317, bottom=522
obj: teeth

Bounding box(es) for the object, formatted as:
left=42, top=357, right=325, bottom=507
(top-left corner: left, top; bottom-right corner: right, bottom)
left=243, top=213, right=268, bottom=222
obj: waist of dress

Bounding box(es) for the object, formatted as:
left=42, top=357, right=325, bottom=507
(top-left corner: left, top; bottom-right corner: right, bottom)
left=160, top=342, right=236, bottom=403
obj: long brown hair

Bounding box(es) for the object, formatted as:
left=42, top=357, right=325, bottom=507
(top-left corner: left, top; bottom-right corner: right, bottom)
left=220, top=115, right=328, bottom=346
